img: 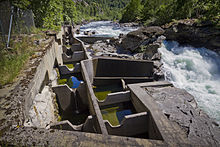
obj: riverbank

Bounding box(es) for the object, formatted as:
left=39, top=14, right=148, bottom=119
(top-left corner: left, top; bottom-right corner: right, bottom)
left=0, top=21, right=219, bottom=146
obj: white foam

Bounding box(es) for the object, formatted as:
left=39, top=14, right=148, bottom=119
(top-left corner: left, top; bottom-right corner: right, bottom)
left=75, top=21, right=138, bottom=37
left=159, top=41, right=220, bottom=125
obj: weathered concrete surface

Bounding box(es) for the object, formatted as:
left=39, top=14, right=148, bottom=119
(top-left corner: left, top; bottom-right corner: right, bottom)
left=1, top=127, right=168, bottom=147
left=50, top=120, right=82, bottom=131
left=105, top=112, right=149, bottom=137
left=81, top=60, right=108, bottom=135
left=25, top=86, right=56, bottom=128
left=62, top=51, right=85, bottom=63
left=52, top=85, right=75, bottom=113
left=58, top=63, right=81, bottom=76
left=98, top=91, right=130, bottom=106
left=129, top=81, right=220, bottom=146
left=145, top=85, right=220, bottom=146
left=128, top=82, right=190, bottom=146
left=93, top=57, right=153, bottom=77
left=0, top=35, right=63, bottom=144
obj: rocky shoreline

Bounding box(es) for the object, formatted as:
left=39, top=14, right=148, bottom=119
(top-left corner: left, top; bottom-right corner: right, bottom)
left=83, top=19, right=220, bottom=81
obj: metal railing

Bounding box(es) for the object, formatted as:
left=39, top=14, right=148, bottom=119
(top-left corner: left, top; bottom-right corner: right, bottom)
left=0, top=3, right=35, bottom=49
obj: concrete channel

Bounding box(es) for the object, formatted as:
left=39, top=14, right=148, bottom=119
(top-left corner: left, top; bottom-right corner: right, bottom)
left=46, top=25, right=188, bottom=144
left=3, top=25, right=219, bottom=146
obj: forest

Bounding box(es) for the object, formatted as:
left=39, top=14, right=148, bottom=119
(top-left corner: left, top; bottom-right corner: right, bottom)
left=4, top=0, right=220, bottom=29
left=120, top=0, right=220, bottom=26
left=6, top=0, right=130, bottom=30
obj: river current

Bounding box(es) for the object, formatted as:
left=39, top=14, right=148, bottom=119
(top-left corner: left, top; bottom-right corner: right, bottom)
left=79, top=21, right=220, bottom=125
left=75, top=21, right=138, bottom=37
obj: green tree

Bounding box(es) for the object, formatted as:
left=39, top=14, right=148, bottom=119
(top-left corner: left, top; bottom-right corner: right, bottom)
left=120, top=0, right=142, bottom=23
left=42, top=0, right=63, bottom=30
left=63, top=0, right=77, bottom=23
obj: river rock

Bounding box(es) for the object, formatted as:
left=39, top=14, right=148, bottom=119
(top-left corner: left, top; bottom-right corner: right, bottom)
left=164, top=20, right=220, bottom=53
left=76, top=29, right=80, bottom=34
left=120, top=26, right=165, bottom=53
left=142, top=44, right=160, bottom=60
left=84, top=31, right=92, bottom=36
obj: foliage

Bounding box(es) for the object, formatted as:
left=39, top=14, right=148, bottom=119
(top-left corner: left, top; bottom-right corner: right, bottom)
left=41, top=0, right=63, bottom=30
left=75, top=0, right=130, bottom=23
left=0, top=33, right=44, bottom=86
left=63, top=0, right=77, bottom=23
left=120, top=0, right=220, bottom=26
left=8, top=0, right=129, bottom=29
left=120, top=0, right=142, bottom=23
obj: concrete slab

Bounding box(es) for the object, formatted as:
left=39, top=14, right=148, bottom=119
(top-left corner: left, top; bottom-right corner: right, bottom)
left=104, top=112, right=149, bottom=137
left=50, top=120, right=82, bottom=131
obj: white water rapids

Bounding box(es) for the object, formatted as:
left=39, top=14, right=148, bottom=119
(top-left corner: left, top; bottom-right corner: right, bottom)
left=159, top=41, right=220, bottom=125
left=75, top=21, right=138, bottom=37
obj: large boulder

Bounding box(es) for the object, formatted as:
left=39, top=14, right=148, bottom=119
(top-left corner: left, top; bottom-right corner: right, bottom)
left=164, top=20, right=220, bottom=53
left=120, top=26, right=165, bottom=52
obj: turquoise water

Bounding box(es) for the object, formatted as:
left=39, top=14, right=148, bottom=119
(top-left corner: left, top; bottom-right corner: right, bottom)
left=159, top=41, right=220, bottom=125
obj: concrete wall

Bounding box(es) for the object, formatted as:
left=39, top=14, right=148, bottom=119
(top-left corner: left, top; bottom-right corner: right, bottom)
left=24, top=30, right=63, bottom=120
left=104, top=112, right=149, bottom=137
left=81, top=59, right=108, bottom=135
left=98, top=91, right=130, bottom=106
left=58, top=63, right=81, bottom=76
left=62, top=51, right=85, bottom=63
left=128, top=82, right=190, bottom=144
left=93, top=58, right=153, bottom=77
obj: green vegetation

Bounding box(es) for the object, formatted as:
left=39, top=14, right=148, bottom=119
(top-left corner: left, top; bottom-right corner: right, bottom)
left=57, top=79, right=67, bottom=85
left=64, top=64, right=74, bottom=69
left=120, top=0, right=142, bottom=23
left=120, top=0, right=220, bottom=26
left=8, top=0, right=130, bottom=30
left=76, top=0, right=130, bottom=22
left=0, top=32, right=45, bottom=86
left=55, top=68, right=67, bottom=85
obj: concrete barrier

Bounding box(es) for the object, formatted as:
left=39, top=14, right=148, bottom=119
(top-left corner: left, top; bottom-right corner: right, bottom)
left=104, top=112, right=148, bottom=136
left=50, top=120, right=83, bottom=131
left=58, top=63, right=81, bottom=77
left=52, top=85, right=75, bottom=113
left=50, top=115, right=96, bottom=133
left=71, top=43, right=83, bottom=52
left=98, top=91, right=130, bottom=106
left=25, top=37, right=63, bottom=118
left=93, top=57, right=153, bottom=77
left=62, top=51, right=85, bottom=63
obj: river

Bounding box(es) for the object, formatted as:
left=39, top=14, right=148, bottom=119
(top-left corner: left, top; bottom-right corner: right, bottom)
left=75, top=21, right=138, bottom=37
left=78, top=21, right=220, bottom=125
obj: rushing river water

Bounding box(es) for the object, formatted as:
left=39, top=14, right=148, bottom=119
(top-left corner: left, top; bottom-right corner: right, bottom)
left=79, top=21, right=220, bottom=125
left=159, top=41, right=220, bottom=125
left=75, top=21, right=138, bottom=37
